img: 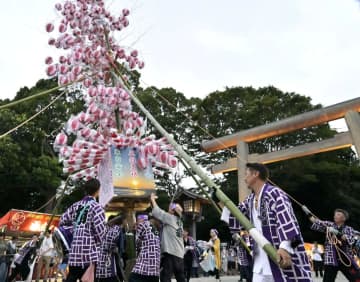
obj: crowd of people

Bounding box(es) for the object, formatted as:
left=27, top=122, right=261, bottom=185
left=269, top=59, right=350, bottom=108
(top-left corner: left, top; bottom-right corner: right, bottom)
left=0, top=234, right=18, bottom=281
left=1, top=162, right=360, bottom=282
left=219, top=162, right=360, bottom=282
left=0, top=178, right=227, bottom=282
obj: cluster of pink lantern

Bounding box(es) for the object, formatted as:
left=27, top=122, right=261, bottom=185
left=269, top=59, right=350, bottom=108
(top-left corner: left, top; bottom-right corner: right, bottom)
left=45, top=0, right=144, bottom=87
left=49, top=0, right=178, bottom=181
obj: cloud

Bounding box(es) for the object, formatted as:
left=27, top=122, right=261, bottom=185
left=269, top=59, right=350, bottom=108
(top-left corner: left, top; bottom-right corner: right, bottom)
left=196, top=29, right=253, bottom=55
left=1, top=0, right=360, bottom=111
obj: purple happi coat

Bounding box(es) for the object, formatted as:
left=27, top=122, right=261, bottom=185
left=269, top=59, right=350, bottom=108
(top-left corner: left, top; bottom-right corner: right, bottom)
left=132, top=220, right=161, bottom=277
left=14, top=239, right=37, bottom=265
left=311, top=219, right=356, bottom=266
left=237, top=245, right=251, bottom=266
left=237, top=234, right=252, bottom=267
left=96, top=225, right=121, bottom=278
left=184, top=235, right=197, bottom=259
left=60, top=196, right=106, bottom=267
left=228, top=183, right=312, bottom=281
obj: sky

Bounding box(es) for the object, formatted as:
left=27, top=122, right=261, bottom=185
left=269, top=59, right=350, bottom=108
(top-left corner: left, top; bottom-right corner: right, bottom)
left=0, top=0, right=360, bottom=131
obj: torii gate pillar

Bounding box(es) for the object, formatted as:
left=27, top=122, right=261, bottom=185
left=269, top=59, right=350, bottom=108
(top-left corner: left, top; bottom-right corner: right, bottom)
left=345, top=110, right=360, bottom=157
left=237, top=141, right=250, bottom=202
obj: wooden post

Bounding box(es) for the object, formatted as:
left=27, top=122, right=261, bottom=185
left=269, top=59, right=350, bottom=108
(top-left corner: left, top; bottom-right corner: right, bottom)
left=202, top=97, right=360, bottom=152
left=345, top=110, right=360, bottom=156
left=237, top=141, right=250, bottom=202
left=192, top=219, right=197, bottom=240
left=211, top=132, right=353, bottom=174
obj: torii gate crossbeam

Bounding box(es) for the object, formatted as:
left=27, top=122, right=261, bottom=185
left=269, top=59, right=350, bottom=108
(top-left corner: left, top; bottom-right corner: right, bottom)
left=201, top=98, right=360, bottom=201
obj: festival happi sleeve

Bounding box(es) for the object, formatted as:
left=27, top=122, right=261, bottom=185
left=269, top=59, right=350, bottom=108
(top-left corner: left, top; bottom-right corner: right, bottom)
left=310, top=218, right=333, bottom=233
left=60, top=203, right=76, bottom=226
left=92, top=204, right=106, bottom=243
left=342, top=226, right=356, bottom=245
left=189, top=237, right=196, bottom=256
left=135, top=222, right=145, bottom=254
left=138, top=222, right=148, bottom=241
left=228, top=199, right=251, bottom=233
left=102, top=226, right=112, bottom=252
left=275, top=191, right=301, bottom=242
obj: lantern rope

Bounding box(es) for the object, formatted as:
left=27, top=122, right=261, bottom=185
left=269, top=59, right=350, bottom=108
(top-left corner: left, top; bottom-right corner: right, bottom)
left=34, top=194, right=57, bottom=212
left=0, top=76, right=87, bottom=110
left=0, top=91, right=66, bottom=139
left=138, top=78, right=318, bottom=218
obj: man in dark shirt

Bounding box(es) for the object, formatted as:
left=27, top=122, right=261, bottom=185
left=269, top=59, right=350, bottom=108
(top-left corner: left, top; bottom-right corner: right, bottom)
left=183, top=229, right=196, bottom=282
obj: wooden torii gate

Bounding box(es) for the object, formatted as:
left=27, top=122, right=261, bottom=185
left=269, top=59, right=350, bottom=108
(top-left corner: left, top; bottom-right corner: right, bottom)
left=201, top=97, right=360, bottom=201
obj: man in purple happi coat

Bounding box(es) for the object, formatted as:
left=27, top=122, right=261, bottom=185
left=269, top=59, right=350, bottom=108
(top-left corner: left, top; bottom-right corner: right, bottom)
left=60, top=178, right=106, bottom=282
left=236, top=231, right=252, bottom=282
left=96, top=215, right=124, bottom=282
left=221, top=163, right=312, bottom=282
left=129, top=214, right=161, bottom=282
left=310, top=209, right=360, bottom=281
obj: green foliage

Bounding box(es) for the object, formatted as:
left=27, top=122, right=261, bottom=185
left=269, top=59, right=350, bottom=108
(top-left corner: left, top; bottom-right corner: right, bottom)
left=0, top=78, right=359, bottom=248
left=0, top=79, right=84, bottom=214
left=135, top=87, right=201, bottom=194
left=56, top=185, right=85, bottom=213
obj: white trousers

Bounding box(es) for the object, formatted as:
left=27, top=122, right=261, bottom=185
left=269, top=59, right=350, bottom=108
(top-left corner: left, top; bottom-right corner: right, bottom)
left=253, top=272, right=275, bottom=282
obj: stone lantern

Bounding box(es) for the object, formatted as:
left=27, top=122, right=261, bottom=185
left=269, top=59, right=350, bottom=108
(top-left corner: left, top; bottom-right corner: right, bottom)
left=174, top=188, right=209, bottom=240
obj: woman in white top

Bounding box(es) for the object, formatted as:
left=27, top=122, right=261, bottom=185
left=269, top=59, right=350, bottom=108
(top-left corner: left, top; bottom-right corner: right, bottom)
left=312, top=242, right=324, bottom=278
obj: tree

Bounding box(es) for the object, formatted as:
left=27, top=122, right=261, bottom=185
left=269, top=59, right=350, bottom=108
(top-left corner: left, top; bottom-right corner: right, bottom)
left=1, top=80, right=359, bottom=247
left=269, top=152, right=360, bottom=241
left=190, top=87, right=360, bottom=241
left=0, top=78, right=84, bottom=214
left=135, top=87, right=202, bottom=195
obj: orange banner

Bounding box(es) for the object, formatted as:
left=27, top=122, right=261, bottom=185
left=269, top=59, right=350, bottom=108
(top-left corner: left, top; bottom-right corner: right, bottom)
left=0, top=209, right=60, bottom=234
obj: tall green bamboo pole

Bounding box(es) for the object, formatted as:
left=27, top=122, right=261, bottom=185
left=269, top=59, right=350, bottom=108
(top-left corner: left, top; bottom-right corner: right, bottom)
left=177, top=157, right=251, bottom=254
left=112, top=72, right=279, bottom=265
left=177, top=157, right=221, bottom=214
left=0, top=77, right=87, bottom=110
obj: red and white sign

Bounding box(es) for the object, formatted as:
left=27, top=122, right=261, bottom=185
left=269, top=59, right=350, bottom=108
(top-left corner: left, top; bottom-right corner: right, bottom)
left=0, top=209, right=60, bottom=233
